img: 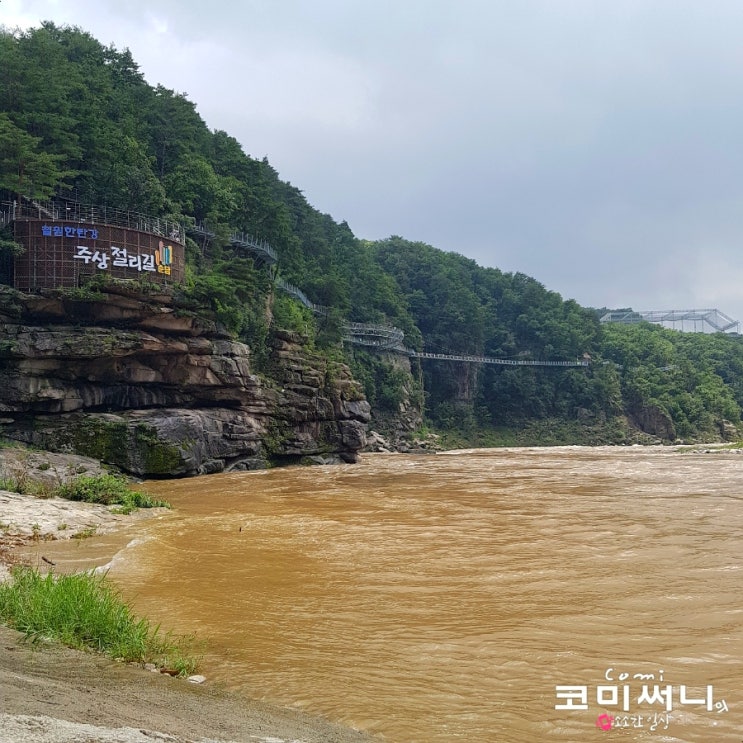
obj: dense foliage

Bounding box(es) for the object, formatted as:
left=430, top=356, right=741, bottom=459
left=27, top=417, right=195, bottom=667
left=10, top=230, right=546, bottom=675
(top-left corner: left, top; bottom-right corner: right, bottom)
left=601, top=323, right=743, bottom=439
left=53, top=474, right=170, bottom=514
left=1, top=23, right=742, bottom=442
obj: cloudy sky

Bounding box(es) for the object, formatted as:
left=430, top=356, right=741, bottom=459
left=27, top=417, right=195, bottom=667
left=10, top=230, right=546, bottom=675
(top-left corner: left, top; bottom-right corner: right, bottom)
left=4, top=1, right=743, bottom=327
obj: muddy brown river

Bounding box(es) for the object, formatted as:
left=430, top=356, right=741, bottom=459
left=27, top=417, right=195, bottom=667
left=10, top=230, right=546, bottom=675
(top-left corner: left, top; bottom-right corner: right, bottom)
left=37, top=447, right=742, bottom=742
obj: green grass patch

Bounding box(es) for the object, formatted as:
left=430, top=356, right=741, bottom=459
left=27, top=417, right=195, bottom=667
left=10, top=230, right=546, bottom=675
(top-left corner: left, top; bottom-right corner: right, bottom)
left=0, top=474, right=24, bottom=492
left=0, top=567, right=197, bottom=675
left=0, top=469, right=169, bottom=514
left=71, top=525, right=98, bottom=540
left=52, top=474, right=170, bottom=514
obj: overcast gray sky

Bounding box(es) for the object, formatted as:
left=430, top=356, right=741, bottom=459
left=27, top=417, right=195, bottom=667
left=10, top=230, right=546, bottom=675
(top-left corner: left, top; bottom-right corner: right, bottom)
left=4, top=0, right=743, bottom=327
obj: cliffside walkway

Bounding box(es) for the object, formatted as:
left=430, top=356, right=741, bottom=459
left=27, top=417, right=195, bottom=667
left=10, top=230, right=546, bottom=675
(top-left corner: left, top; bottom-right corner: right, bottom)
left=340, top=324, right=588, bottom=366
left=343, top=322, right=407, bottom=352
left=230, top=233, right=278, bottom=266
left=235, top=237, right=591, bottom=367
left=410, top=352, right=589, bottom=367
left=274, top=277, right=330, bottom=315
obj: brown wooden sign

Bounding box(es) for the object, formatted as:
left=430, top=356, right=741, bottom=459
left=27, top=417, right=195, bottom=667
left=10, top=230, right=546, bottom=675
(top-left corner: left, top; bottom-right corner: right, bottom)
left=11, top=219, right=185, bottom=291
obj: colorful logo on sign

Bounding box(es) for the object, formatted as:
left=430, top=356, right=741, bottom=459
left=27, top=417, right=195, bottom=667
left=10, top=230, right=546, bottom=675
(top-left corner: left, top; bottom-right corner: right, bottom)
left=156, top=241, right=172, bottom=275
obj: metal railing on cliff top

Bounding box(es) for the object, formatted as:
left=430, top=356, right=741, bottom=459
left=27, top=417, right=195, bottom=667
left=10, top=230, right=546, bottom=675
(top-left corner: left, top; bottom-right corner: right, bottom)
left=2, top=199, right=185, bottom=244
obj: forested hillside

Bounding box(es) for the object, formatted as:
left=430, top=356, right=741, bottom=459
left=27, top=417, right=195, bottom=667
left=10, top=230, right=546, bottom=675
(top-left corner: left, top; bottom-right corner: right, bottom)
left=2, top=22, right=742, bottom=445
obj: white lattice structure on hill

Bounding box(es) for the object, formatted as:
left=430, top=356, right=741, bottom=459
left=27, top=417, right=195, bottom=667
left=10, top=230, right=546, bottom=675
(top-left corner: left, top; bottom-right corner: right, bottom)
left=600, top=309, right=739, bottom=334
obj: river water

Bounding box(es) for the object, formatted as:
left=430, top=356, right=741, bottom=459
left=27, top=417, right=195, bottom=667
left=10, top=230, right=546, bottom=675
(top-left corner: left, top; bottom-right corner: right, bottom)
left=38, top=447, right=742, bottom=742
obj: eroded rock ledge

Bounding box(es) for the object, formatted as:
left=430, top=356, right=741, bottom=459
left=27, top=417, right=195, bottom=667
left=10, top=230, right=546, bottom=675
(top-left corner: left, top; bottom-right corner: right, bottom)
left=0, top=285, right=370, bottom=476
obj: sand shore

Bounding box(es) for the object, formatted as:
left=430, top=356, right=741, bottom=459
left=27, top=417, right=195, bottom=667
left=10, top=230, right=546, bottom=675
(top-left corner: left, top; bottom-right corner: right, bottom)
left=0, top=449, right=376, bottom=743
left=0, top=623, right=375, bottom=743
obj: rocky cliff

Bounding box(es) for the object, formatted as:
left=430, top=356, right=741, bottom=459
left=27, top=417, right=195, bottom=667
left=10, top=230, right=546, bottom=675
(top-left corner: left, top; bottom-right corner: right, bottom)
left=0, top=285, right=370, bottom=476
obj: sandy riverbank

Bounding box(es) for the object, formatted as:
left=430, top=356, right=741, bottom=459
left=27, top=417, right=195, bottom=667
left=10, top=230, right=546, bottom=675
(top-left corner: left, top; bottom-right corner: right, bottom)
left=0, top=449, right=376, bottom=743
left=0, top=624, right=375, bottom=743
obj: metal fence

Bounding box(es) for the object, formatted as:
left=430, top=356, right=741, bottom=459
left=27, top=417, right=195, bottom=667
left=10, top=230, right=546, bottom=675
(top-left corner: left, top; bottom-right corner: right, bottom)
left=1, top=199, right=185, bottom=244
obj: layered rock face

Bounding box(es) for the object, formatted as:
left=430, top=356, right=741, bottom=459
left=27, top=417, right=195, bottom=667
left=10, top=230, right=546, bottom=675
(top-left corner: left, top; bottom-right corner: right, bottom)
left=0, top=285, right=370, bottom=476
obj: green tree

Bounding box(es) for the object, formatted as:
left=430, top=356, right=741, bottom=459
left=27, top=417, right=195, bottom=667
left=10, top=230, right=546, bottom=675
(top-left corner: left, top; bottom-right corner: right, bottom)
left=0, top=113, right=71, bottom=199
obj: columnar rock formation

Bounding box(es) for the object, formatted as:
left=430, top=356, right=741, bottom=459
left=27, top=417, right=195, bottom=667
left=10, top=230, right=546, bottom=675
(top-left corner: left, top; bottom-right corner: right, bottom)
left=0, top=285, right=370, bottom=476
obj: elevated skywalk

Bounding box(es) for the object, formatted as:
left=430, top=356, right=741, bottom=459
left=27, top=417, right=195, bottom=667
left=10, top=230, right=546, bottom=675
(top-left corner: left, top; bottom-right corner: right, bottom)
left=230, top=232, right=278, bottom=266
left=600, top=308, right=739, bottom=334
left=410, top=352, right=589, bottom=367
left=343, top=322, right=407, bottom=352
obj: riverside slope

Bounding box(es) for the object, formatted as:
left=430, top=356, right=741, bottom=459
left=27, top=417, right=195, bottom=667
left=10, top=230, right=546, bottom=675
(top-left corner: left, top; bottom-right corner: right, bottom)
left=0, top=285, right=370, bottom=476
left=0, top=624, right=374, bottom=743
